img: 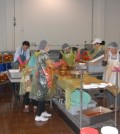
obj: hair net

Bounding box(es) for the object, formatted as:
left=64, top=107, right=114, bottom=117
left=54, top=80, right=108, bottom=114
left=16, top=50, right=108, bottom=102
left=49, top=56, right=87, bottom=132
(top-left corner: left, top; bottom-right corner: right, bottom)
left=62, top=43, right=70, bottom=50
left=107, top=42, right=118, bottom=49
left=38, top=40, right=49, bottom=50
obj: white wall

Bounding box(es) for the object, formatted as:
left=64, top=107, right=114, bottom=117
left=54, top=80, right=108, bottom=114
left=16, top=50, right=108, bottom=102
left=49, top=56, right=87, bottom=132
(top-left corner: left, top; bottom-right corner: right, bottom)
left=17, top=0, right=93, bottom=50
left=0, top=0, right=120, bottom=51
left=93, top=0, right=105, bottom=40
left=0, top=0, right=7, bottom=51
left=0, top=0, right=93, bottom=51
left=105, top=0, right=120, bottom=45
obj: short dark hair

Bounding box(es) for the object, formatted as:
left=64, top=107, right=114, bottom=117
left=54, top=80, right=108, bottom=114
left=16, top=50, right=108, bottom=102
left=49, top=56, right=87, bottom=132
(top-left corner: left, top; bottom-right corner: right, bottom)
left=22, top=41, right=30, bottom=47
left=101, top=41, right=105, bottom=45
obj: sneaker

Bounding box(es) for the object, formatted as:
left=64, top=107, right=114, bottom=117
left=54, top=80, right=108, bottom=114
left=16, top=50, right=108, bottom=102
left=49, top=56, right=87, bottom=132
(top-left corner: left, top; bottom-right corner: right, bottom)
left=35, top=115, right=48, bottom=122
left=23, top=108, right=29, bottom=113
left=41, top=111, right=52, bottom=117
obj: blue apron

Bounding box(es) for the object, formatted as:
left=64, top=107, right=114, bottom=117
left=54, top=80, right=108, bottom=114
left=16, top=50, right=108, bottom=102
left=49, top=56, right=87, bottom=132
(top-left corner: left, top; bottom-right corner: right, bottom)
left=13, top=48, right=26, bottom=69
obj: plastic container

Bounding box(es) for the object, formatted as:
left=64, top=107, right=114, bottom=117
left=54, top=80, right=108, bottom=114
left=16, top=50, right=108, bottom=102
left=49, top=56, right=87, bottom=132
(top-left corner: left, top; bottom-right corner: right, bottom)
left=68, top=100, right=97, bottom=115
left=80, top=127, right=99, bottom=134
left=87, top=100, right=97, bottom=108
left=70, top=90, right=91, bottom=105
left=8, top=69, right=22, bottom=79
left=101, top=126, right=118, bottom=134
left=68, top=104, right=80, bottom=115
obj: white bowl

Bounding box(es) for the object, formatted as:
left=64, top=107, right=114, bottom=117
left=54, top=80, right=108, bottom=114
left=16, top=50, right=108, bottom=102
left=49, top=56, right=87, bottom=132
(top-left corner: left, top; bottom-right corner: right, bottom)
left=101, top=126, right=118, bottom=134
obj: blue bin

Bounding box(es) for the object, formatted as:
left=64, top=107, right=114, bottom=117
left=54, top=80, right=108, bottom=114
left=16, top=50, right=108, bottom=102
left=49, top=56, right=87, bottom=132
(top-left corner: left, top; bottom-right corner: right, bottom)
left=70, top=90, right=91, bottom=105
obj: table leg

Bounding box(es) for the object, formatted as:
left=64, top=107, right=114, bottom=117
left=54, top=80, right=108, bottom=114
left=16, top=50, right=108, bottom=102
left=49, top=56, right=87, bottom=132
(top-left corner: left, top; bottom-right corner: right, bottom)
left=11, top=82, right=20, bottom=109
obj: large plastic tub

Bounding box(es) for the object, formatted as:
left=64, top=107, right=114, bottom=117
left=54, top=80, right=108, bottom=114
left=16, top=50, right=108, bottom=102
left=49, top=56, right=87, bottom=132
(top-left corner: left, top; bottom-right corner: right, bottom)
left=68, top=100, right=97, bottom=115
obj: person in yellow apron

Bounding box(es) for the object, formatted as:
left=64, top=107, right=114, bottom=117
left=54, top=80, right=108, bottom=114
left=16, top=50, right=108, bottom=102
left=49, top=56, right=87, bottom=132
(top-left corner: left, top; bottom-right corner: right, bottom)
left=102, top=42, right=120, bottom=110
left=59, top=43, right=78, bottom=67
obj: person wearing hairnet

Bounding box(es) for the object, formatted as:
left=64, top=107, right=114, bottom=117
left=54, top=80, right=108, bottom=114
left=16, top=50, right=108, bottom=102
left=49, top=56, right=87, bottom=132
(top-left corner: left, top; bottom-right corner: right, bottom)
left=102, top=42, right=120, bottom=111
left=59, top=43, right=78, bottom=67
left=29, top=40, right=64, bottom=121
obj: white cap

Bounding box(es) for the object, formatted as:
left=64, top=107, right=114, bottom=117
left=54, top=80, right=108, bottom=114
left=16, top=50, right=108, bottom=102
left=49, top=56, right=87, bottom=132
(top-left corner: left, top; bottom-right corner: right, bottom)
left=101, top=126, right=118, bottom=134
left=92, top=38, right=102, bottom=44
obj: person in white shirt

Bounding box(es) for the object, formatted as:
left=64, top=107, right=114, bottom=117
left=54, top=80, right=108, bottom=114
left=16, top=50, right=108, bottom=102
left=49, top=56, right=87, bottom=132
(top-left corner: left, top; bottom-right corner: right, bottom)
left=102, top=42, right=120, bottom=111
left=13, top=41, right=31, bottom=112
left=13, top=41, right=30, bottom=69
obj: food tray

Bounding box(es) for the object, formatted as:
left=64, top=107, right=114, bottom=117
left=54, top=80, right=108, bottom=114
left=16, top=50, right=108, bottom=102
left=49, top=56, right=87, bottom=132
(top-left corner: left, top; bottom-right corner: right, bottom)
left=8, top=69, right=22, bottom=79
left=82, top=106, right=113, bottom=124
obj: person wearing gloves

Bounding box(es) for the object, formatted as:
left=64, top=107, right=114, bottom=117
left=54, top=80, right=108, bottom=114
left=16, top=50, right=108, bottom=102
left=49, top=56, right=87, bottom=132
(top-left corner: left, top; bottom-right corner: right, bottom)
left=13, top=41, right=30, bottom=69
left=29, top=40, right=64, bottom=122
left=102, top=42, right=120, bottom=111
left=19, top=50, right=40, bottom=113
left=89, top=38, right=104, bottom=59
left=13, top=41, right=30, bottom=112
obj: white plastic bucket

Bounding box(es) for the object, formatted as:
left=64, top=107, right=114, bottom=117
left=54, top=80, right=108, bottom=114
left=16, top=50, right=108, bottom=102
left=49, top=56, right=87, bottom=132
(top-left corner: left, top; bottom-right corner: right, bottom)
left=101, top=126, right=118, bottom=134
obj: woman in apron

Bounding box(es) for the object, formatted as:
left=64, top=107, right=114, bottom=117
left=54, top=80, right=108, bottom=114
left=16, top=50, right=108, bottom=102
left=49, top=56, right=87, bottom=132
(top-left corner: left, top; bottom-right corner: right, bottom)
left=102, top=42, right=120, bottom=111
left=89, top=38, right=104, bottom=59
left=13, top=41, right=34, bottom=112
left=13, top=41, right=30, bottom=69
left=59, top=43, right=77, bottom=67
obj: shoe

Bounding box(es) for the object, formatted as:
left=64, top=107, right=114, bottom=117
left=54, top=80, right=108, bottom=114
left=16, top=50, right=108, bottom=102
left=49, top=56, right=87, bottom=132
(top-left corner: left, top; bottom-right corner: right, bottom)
left=23, top=108, right=29, bottom=113
left=41, top=111, right=52, bottom=117
left=109, top=104, right=115, bottom=109
left=35, top=115, right=48, bottom=122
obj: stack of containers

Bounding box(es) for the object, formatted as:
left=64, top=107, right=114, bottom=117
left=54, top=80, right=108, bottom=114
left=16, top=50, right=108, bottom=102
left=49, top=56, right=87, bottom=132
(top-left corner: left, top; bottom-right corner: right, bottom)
left=68, top=90, right=97, bottom=115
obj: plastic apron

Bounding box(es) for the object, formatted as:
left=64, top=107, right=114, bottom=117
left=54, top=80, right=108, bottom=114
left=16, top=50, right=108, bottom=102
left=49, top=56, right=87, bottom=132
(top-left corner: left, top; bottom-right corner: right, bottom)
left=103, top=52, right=120, bottom=88
left=61, top=49, right=76, bottom=67
left=13, top=48, right=26, bottom=69
left=29, top=52, right=50, bottom=101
